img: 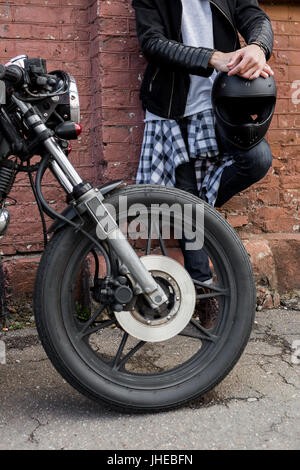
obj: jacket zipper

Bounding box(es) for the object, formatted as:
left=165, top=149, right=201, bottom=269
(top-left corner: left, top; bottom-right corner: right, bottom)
left=167, top=72, right=175, bottom=118
left=168, top=8, right=183, bottom=119
left=209, top=0, right=238, bottom=49
left=149, top=67, right=159, bottom=92
left=167, top=1, right=237, bottom=119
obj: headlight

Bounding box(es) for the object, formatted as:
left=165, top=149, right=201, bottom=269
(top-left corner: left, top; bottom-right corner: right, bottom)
left=69, top=76, right=80, bottom=124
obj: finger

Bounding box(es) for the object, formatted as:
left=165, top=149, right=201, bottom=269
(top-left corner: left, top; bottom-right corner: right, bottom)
left=249, top=71, right=261, bottom=80
left=248, top=66, right=270, bottom=79
left=249, top=70, right=264, bottom=80
left=227, top=52, right=243, bottom=68
left=260, top=70, right=269, bottom=79
left=264, top=64, right=274, bottom=76
left=260, top=65, right=272, bottom=78
left=242, top=66, right=260, bottom=80
left=228, top=54, right=256, bottom=71
left=228, top=58, right=253, bottom=76
left=248, top=69, right=269, bottom=80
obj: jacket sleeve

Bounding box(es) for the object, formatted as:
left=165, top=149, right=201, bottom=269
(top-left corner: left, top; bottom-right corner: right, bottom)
left=131, top=0, right=215, bottom=77
left=234, top=0, right=274, bottom=60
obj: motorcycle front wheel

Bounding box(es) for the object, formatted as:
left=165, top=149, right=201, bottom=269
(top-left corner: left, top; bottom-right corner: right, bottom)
left=34, top=185, right=256, bottom=411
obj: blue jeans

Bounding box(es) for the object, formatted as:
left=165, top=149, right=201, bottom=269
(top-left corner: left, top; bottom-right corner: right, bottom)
left=175, top=138, right=273, bottom=281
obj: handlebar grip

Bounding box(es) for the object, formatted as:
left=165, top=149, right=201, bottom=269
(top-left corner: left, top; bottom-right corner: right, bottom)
left=4, top=65, right=24, bottom=85
left=0, top=64, right=24, bottom=85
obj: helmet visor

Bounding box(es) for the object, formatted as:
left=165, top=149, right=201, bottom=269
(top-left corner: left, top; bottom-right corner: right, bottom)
left=216, top=97, right=276, bottom=125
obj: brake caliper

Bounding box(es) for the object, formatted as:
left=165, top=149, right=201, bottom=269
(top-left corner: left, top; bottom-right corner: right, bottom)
left=91, top=276, right=133, bottom=312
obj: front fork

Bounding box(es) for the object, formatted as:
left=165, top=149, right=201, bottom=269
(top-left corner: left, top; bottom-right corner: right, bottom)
left=73, top=185, right=168, bottom=308
left=12, top=96, right=168, bottom=310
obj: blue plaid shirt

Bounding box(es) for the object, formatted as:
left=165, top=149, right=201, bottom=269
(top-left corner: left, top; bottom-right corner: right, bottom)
left=136, top=109, right=234, bottom=206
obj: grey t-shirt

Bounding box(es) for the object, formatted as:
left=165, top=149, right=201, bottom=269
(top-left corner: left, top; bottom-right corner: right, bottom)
left=145, top=0, right=217, bottom=121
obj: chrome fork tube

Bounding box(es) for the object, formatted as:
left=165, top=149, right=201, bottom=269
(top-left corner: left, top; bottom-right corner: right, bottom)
left=43, top=138, right=82, bottom=187
left=12, top=96, right=168, bottom=308
left=50, top=160, right=74, bottom=193
left=12, top=95, right=82, bottom=189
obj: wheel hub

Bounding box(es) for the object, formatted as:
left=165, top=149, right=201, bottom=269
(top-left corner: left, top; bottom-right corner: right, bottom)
left=114, top=255, right=196, bottom=342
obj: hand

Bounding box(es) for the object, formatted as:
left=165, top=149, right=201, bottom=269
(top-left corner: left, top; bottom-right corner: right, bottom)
left=259, top=63, right=274, bottom=79
left=209, top=45, right=274, bottom=80
left=227, top=44, right=274, bottom=79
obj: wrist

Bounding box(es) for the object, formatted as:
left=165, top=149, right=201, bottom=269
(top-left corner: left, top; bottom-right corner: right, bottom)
left=209, top=51, right=222, bottom=68
left=249, top=41, right=268, bottom=58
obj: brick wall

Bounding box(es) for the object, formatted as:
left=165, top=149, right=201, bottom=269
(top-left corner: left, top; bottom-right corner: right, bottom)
left=241, top=2, right=300, bottom=300
left=0, top=0, right=102, bottom=306
left=0, top=0, right=98, bottom=254
left=97, top=0, right=300, bottom=307
left=0, top=0, right=299, bottom=312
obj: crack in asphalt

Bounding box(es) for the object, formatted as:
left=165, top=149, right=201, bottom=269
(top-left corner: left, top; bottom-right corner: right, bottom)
left=28, top=417, right=45, bottom=445
left=2, top=311, right=299, bottom=412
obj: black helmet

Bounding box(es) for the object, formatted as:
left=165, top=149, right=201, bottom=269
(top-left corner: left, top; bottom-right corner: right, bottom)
left=211, top=72, right=277, bottom=150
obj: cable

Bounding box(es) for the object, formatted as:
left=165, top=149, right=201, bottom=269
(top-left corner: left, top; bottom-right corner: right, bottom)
left=34, top=155, right=112, bottom=275
left=27, top=160, right=48, bottom=248
left=14, top=71, right=70, bottom=102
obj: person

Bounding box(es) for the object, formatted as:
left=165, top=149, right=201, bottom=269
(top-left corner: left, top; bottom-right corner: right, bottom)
left=132, top=0, right=274, bottom=322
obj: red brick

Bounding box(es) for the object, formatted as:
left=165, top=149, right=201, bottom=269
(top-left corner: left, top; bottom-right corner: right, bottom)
left=2, top=256, right=40, bottom=296
left=226, top=214, right=249, bottom=228
left=101, top=52, right=129, bottom=70
left=0, top=0, right=299, bottom=302
left=14, top=6, right=74, bottom=24
left=256, top=189, right=281, bottom=205
left=100, top=2, right=133, bottom=17
left=243, top=239, right=277, bottom=290
left=100, top=17, right=129, bottom=35
left=268, top=238, right=300, bottom=293
left=102, top=126, right=132, bottom=143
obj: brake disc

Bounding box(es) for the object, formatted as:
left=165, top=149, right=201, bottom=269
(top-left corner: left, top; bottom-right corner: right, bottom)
left=114, top=255, right=196, bottom=342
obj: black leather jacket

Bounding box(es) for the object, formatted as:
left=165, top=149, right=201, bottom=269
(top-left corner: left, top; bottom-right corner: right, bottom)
left=132, top=0, right=274, bottom=119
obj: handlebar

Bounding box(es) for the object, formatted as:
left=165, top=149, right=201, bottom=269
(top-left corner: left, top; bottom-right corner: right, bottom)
left=0, top=64, right=25, bottom=86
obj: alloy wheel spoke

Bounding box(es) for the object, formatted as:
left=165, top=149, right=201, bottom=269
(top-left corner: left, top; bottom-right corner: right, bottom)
left=80, top=318, right=116, bottom=338
left=146, top=216, right=168, bottom=257
left=91, top=248, right=100, bottom=280
left=114, top=340, right=146, bottom=371
left=155, top=221, right=168, bottom=256
left=193, top=279, right=229, bottom=293
left=146, top=216, right=152, bottom=255
left=179, top=324, right=205, bottom=340
left=79, top=304, right=108, bottom=337
left=196, top=290, right=228, bottom=300
left=112, top=332, right=129, bottom=370
left=179, top=320, right=219, bottom=343
left=179, top=323, right=218, bottom=342
left=189, top=318, right=219, bottom=343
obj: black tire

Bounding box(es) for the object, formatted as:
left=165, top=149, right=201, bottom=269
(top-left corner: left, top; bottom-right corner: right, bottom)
left=34, top=185, right=256, bottom=411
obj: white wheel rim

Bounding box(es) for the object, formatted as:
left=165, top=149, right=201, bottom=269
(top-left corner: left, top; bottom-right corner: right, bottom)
left=115, top=255, right=196, bottom=342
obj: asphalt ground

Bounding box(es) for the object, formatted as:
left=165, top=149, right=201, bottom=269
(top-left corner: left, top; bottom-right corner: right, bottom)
left=0, top=307, right=299, bottom=451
